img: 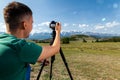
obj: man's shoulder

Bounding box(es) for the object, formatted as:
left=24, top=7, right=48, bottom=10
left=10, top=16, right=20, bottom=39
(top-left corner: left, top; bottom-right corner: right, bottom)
left=0, top=33, right=21, bottom=43
left=0, top=33, right=27, bottom=50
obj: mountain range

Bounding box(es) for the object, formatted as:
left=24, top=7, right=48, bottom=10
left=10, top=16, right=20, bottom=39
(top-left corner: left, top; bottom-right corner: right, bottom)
left=29, top=31, right=120, bottom=40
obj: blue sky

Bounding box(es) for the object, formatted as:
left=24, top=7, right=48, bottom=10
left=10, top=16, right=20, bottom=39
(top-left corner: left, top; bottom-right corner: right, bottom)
left=0, top=0, right=120, bottom=34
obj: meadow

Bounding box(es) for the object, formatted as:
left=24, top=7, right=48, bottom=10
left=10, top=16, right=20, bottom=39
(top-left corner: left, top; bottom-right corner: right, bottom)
left=30, top=41, right=120, bottom=80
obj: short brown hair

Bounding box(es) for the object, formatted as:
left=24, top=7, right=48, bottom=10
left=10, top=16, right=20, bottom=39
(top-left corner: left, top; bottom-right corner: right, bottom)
left=3, top=1, right=32, bottom=29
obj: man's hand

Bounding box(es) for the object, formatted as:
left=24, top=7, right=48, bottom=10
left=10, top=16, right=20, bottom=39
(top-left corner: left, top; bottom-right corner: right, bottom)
left=55, top=22, right=61, bottom=33
left=40, top=59, right=49, bottom=66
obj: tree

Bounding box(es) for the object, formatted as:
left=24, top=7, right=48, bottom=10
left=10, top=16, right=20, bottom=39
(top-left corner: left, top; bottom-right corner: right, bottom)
left=95, top=38, right=99, bottom=42
left=83, top=38, right=87, bottom=43
left=62, top=37, right=70, bottom=44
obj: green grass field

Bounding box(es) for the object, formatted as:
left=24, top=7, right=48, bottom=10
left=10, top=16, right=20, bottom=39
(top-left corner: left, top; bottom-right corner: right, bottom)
left=30, top=41, right=120, bottom=80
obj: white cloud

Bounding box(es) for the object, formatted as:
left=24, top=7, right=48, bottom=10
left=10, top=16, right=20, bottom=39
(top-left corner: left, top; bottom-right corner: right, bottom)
left=38, top=22, right=50, bottom=26
left=95, top=25, right=105, bottom=30
left=79, top=24, right=89, bottom=28
left=63, top=23, right=69, bottom=27
left=95, top=21, right=120, bottom=30
left=0, top=22, right=6, bottom=32
left=113, top=3, right=118, bottom=9
left=30, top=22, right=51, bottom=35
left=105, top=21, right=120, bottom=28
left=72, top=24, right=77, bottom=26
left=101, top=18, right=106, bottom=21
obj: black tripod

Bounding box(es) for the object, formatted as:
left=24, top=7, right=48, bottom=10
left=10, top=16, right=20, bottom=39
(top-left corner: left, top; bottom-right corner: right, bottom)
left=36, top=29, right=73, bottom=80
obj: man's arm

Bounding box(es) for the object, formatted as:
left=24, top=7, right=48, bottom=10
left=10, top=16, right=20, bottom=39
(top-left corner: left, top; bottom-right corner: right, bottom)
left=37, top=23, right=61, bottom=61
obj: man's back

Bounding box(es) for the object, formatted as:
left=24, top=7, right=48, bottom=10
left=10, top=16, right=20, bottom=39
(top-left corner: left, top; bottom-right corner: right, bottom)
left=0, top=33, right=28, bottom=80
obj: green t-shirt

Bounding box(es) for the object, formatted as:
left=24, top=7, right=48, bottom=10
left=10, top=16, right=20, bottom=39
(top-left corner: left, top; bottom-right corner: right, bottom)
left=0, top=33, right=42, bottom=80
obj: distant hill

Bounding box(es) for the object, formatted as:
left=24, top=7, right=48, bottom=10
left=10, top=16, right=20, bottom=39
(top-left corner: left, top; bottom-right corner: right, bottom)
left=69, top=34, right=89, bottom=40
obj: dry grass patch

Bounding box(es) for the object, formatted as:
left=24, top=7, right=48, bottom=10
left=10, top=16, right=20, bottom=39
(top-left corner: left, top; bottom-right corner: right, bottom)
left=31, top=42, right=120, bottom=80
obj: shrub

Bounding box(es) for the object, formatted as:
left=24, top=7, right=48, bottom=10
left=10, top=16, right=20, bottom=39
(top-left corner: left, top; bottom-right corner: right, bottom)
left=62, top=37, right=70, bottom=44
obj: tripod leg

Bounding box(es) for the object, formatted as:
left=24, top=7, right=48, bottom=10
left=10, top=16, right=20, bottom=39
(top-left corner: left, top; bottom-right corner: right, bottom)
left=36, top=59, right=46, bottom=80
left=59, top=47, right=73, bottom=80
left=50, top=55, right=55, bottom=80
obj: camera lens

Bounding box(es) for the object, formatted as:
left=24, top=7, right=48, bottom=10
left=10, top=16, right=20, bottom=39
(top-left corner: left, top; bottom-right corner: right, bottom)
left=50, top=24, right=56, bottom=28
left=50, top=21, right=57, bottom=30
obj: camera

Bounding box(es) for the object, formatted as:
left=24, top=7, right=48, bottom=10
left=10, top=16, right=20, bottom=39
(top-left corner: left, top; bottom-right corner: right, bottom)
left=49, top=21, right=57, bottom=30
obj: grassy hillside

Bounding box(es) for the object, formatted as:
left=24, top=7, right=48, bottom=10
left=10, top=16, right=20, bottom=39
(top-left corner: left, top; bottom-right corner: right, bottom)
left=30, top=41, right=120, bottom=80
left=98, top=37, right=120, bottom=42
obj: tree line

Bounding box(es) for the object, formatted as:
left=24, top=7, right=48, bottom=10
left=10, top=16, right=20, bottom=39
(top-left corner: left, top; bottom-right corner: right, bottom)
left=96, top=37, right=120, bottom=42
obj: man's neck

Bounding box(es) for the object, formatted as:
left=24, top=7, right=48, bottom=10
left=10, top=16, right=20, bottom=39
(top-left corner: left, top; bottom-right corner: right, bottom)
left=6, top=30, right=24, bottom=38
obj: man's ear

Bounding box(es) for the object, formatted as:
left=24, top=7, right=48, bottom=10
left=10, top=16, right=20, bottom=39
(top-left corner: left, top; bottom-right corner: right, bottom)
left=20, top=21, right=27, bottom=30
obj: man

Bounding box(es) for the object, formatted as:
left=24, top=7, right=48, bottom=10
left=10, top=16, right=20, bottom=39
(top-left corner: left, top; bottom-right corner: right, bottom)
left=0, top=1, right=61, bottom=80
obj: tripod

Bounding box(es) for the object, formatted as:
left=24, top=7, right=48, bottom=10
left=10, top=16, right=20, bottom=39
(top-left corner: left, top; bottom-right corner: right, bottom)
left=36, top=30, right=73, bottom=80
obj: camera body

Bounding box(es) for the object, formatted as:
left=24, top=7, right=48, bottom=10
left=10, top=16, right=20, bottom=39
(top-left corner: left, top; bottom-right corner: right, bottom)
left=49, top=21, right=57, bottom=30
